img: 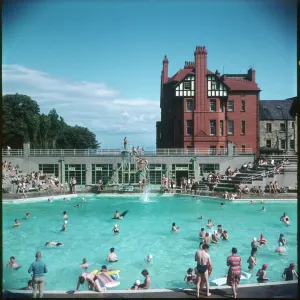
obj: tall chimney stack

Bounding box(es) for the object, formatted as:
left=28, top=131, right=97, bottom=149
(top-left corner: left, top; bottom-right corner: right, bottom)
left=162, top=55, right=169, bottom=84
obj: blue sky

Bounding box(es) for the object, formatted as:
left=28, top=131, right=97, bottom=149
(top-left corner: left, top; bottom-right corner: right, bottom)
left=2, top=0, right=297, bottom=148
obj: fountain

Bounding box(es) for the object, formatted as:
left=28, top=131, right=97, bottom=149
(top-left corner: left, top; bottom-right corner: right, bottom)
left=141, top=185, right=152, bottom=202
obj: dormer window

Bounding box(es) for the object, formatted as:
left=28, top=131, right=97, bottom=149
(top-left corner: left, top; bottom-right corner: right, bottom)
left=184, top=81, right=191, bottom=90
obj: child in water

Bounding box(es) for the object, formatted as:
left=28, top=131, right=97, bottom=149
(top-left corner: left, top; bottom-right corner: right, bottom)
left=184, top=268, right=196, bottom=285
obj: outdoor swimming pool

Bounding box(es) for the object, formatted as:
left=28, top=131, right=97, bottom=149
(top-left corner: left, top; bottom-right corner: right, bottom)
left=3, top=194, right=297, bottom=291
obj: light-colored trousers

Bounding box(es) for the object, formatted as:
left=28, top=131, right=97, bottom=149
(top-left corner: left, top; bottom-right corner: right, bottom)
left=33, top=277, right=45, bottom=298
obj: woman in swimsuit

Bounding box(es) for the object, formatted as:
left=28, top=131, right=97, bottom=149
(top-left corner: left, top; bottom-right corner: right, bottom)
left=247, top=251, right=257, bottom=270
left=112, top=224, right=119, bottom=234
left=258, top=234, right=267, bottom=246
left=184, top=268, right=196, bottom=284
left=251, top=237, right=261, bottom=252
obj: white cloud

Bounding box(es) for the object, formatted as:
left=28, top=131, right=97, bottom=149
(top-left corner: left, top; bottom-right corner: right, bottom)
left=2, top=64, right=159, bottom=147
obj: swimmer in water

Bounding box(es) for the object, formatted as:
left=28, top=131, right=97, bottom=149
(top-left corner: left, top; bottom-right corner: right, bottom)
left=146, top=254, right=153, bottom=264
left=107, top=247, right=118, bottom=262
left=48, top=198, right=52, bottom=202
left=80, top=258, right=92, bottom=269
left=13, top=219, right=21, bottom=227
left=221, top=203, right=225, bottom=207
left=63, top=211, right=68, bottom=220
left=45, top=242, right=63, bottom=247
left=25, top=213, right=30, bottom=219
left=206, top=219, right=215, bottom=229
left=250, top=200, right=254, bottom=204
left=184, top=268, right=197, bottom=284
left=260, top=200, right=264, bottom=204
left=221, top=230, right=229, bottom=241
left=262, top=206, right=266, bottom=211
left=247, top=251, right=257, bottom=270
left=73, top=204, right=81, bottom=208
left=113, top=211, right=123, bottom=219
left=280, top=213, right=289, bottom=222
left=275, top=242, right=286, bottom=255
left=278, top=234, right=286, bottom=245
left=82, top=197, right=86, bottom=202
left=64, top=197, right=70, bottom=201
left=171, top=222, right=180, bottom=232
left=6, top=256, right=19, bottom=269
left=112, top=224, right=119, bottom=234
left=283, top=217, right=290, bottom=226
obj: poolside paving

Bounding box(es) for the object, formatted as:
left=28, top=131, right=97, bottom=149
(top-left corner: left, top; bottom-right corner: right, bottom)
left=3, top=281, right=298, bottom=298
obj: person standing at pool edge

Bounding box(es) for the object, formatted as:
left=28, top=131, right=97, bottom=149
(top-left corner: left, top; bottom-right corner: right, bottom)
left=195, top=243, right=211, bottom=297
left=28, top=252, right=48, bottom=299
left=226, top=247, right=242, bottom=299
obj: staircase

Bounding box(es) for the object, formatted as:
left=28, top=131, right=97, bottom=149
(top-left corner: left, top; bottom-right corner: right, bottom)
left=265, top=155, right=297, bottom=172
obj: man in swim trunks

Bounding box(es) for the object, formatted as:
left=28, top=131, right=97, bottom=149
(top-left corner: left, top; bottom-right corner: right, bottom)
left=107, top=248, right=118, bottom=262
left=195, top=244, right=211, bottom=297
left=200, top=233, right=210, bottom=249
left=45, top=242, right=63, bottom=247
left=256, top=264, right=269, bottom=283
left=199, top=228, right=206, bottom=240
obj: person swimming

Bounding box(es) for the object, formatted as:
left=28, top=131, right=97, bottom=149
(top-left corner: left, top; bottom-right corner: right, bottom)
left=63, top=211, right=68, bottom=220
left=171, top=222, right=180, bottom=232
left=184, top=268, right=196, bottom=284
left=61, top=223, right=67, bottom=231
left=146, top=254, right=153, bottom=264
left=262, top=206, right=266, bottom=211
left=220, top=203, right=225, bottom=207
left=206, top=220, right=215, bottom=229
left=107, top=247, right=118, bottom=262
left=221, top=230, right=229, bottom=241
left=80, top=258, right=92, bottom=269
left=82, top=197, right=86, bottom=202
left=45, top=242, right=63, bottom=247
left=113, top=211, right=123, bottom=219
left=275, top=242, right=286, bottom=255
left=112, top=224, right=119, bottom=234
left=73, top=204, right=81, bottom=208
left=6, top=256, right=19, bottom=269
left=284, top=217, right=290, bottom=226
left=13, top=219, right=21, bottom=227
left=25, top=213, right=30, bottom=219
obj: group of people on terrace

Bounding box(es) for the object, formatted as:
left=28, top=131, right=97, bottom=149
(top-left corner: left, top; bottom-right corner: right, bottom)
left=123, top=136, right=145, bottom=155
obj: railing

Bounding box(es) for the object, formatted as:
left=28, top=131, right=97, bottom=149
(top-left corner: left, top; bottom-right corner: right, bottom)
left=2, top=147, right=254, bottom=157
left=233, top=148, right=254, bottom=155
left=241, top=165, right=278, bottom=184
left=2, top=149, right=24, bottom=156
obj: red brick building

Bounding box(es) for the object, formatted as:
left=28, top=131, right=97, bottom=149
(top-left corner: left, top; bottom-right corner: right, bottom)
left=156, top=46, right=261, bottom=157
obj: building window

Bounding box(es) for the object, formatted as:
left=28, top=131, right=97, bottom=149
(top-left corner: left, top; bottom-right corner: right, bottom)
left=290, top=140, right=295, bottom=150
left=199, top=163, right=220, bottom=176
left=266, top=123, right=272, bottom=133
left=186, top=99, right=193, bottom=111
left=241, top=145, right=246, bottom=153
left=184, top=81, right=191, bottom=90
left=39, top=164, right=59, bottom=177
left=92, top=164, right=113, bottom=185
left=65, top=164, right=86, bottom=185
left=228, top=100, right=234, bottom=112
left=280, top=123, right=286, bottom=132
left=241, top=120, right=245, bottom=135
left=187, top=120, right=193, bottom=136
left=220, top=120, right=224, bottom=136
left=209, top=146, right=217, bottom=155
left=291, top=122, right=294, bottom=129
left=210, top=99, right=216, bottom=112
left=280, top=139, right=286, bottom=150
left=220, top=146, right=225, bottom=155
left=228, top=120, right=234, bottom=135
left=266, top=140, right=271, bottom=148
left=210, top=120, right=216, bottom=136
left=178, top=120, right=183, bottom=134
left=220, top=103, right=224, bottom=112
left=241, top=100, right=245, bottom=112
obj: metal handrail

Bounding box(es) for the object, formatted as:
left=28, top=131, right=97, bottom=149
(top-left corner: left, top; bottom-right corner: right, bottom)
left=2, top=149, right=24, bottom=156
left=241, top=165, right=279, bottom=184
left=2, top=147, right=254, bottom=157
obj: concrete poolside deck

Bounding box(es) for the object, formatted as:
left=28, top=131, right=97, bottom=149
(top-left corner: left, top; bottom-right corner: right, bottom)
left=3, top=281, right=298, bottom=298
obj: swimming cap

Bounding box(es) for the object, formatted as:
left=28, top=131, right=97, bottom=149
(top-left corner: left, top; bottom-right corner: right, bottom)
left=279, top=242, right=283, bottom=246
left=280, top=233, right=284, bottom=236
left=64, top=220, right=68, bottom=224
left=148, top=254, right=152, bottom=259
left=261, top=234, right=264, bottom=237
left=135, top=280, right=141, bottom=285
left=114, top=224, right=118, bottom=227
left=253, top=237, right=257, bottom=241
left=290, top=263, right=295, bottom=268
left=262, top=264, right=268, bottom=269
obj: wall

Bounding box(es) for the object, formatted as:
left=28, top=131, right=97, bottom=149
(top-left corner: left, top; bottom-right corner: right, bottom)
left=260, top=120, right=296, bottom=153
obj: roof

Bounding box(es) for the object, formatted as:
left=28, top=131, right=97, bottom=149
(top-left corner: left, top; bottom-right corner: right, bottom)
left=222, top=77, right=260, bottom=91
left=166, top=69, right=213, bottom=84
left=259, top=99, right=295, bottom=120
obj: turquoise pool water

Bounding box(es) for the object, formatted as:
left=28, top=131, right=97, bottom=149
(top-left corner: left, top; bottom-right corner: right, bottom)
left=3, top=194, right=297, bottom=291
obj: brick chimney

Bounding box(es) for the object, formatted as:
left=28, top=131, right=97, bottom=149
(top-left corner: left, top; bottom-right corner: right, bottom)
left=194, top=46, right=207, bottom=112
left=247, top=68, right=256, bottom=82
left=162, top=55, right=169, bottom=84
